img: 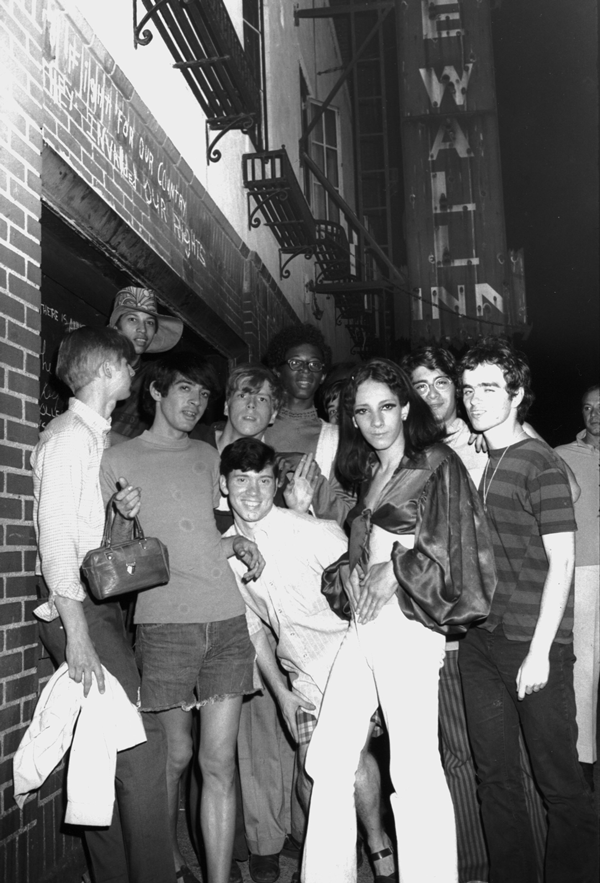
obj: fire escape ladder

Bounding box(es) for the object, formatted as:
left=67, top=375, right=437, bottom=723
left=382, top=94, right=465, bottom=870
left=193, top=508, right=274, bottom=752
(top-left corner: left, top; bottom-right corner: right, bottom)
left=295, top=1, right=401, bottom=357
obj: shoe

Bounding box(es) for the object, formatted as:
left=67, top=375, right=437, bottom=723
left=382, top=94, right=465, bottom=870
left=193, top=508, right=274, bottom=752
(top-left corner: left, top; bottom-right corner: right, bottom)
left=280, top=834, right=303, bottom=860
left=369, top=845, right=399, bottom=883
left=249, top=852, right=280, bottom=883
left=229, top=859, right=243, bottom=883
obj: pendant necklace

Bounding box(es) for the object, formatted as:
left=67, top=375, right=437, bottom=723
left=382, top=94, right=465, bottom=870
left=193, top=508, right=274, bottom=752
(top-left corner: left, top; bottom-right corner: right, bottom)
left=482, top=446, right=509, bottom=512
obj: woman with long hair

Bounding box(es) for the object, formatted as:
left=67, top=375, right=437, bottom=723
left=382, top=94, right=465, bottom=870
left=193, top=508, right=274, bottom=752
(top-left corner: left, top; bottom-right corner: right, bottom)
left=302, top=359, right=496, bottom=883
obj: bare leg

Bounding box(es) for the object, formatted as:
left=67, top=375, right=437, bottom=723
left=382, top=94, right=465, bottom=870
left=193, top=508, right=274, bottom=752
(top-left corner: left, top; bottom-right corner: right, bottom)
left=198, top=696, right=243, bottom=883
left=355, top=741, right=395, bottom=877
left=156, top=707, right=194, bottom=872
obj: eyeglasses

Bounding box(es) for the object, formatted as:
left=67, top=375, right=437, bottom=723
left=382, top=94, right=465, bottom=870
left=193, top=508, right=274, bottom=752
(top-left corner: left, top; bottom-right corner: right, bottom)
left=283, top=358, right=324, bottom=373
left=413, top=377, right=453, bottom=396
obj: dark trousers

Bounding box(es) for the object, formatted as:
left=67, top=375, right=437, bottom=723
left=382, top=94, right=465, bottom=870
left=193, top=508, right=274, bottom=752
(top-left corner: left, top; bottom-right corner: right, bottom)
left=39, top=592, right=175, bottom=883
left=459, top=625, right=599, bottom=883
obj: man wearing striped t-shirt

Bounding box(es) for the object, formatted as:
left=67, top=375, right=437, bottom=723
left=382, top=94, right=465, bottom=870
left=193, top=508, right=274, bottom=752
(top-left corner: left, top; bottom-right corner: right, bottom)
left=457, top=338, right=598, bottom=883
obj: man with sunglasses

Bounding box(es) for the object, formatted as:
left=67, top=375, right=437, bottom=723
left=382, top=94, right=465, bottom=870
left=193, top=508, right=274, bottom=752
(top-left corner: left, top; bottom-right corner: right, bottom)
left=264, top=324, right=352, bottom=526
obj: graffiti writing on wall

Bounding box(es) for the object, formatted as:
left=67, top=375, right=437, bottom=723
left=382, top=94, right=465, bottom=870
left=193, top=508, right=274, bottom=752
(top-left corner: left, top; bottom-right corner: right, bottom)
left=44, top=0, right=208, bottom=269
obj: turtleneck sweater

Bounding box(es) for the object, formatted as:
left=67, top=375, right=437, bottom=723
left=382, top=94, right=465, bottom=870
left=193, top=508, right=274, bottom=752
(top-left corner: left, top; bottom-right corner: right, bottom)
left=100, top=431, right=244, bottom=623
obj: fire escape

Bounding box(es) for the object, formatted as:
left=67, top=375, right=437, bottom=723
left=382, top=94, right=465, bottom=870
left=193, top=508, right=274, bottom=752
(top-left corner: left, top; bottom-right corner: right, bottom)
left=244, top=1, right=408, bottom=358
left=133, top=0, right=408, bottom=359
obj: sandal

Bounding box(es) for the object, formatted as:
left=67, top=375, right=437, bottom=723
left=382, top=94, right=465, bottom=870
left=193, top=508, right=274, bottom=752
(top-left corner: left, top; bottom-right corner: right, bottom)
left=369, top=845, right=399, bottom=883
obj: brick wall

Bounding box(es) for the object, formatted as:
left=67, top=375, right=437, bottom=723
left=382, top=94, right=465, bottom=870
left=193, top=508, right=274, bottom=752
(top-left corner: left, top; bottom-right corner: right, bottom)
left=1, top=1, right=87, bottom=881
left=0, top=2, right=299, bottom=880
left=41, top=0, right=297, bottom=362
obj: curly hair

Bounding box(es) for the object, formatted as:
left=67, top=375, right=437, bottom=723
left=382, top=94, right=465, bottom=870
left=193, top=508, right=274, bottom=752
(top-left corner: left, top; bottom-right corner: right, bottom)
left=335, top=358, right=444, bottom=488
left=458, top=336, right=534, bottom=422
left=401, top=346, right=459, bottom=386
left=263, top=323, right=332, bottom=371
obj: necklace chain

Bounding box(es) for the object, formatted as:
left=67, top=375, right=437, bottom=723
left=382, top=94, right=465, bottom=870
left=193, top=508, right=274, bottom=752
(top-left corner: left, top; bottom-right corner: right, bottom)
left=482, top=447, right=509, bottom=510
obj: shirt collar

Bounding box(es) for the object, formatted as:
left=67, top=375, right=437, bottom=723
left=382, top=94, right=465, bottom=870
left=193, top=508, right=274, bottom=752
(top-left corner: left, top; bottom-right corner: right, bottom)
left=69, top=398, right=111, bottom=436
left=234, top=503, right=278, bottom=541
left=576, top=428, right=599, bottom=451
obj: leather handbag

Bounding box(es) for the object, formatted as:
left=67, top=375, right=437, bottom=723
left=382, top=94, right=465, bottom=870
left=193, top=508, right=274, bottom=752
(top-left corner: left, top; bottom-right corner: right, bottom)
left=81, top=496, right=170, bottom=600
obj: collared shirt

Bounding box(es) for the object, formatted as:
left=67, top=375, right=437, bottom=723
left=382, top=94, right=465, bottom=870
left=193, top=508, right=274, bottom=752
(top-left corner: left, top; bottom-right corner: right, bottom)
left=32, top=398, right=111, bottom=621
left=225, top=506, right=348, bottom=711
left=555, top=430, right=600, bottom=566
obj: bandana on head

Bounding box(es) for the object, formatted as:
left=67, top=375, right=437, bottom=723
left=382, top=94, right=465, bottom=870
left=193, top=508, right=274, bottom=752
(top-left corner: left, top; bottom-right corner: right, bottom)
left=109, top=287, right=183, bottom=353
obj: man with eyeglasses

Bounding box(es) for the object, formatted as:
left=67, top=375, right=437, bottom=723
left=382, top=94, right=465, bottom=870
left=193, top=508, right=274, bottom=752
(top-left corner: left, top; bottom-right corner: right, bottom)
left=264, top=323, right=353, bottom=526
left=401, top=345, right=547, bottom=883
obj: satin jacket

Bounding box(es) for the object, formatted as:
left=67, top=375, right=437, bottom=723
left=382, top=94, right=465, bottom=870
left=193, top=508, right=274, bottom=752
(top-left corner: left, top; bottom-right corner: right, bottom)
left=325, top=443, right=497, bottom=635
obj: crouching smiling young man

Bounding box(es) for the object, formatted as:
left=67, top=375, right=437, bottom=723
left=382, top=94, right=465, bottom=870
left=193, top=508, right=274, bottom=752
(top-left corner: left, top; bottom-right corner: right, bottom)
left=100, top=353, right=265, bottom=883
left=220, top=438, right=397, bottom=883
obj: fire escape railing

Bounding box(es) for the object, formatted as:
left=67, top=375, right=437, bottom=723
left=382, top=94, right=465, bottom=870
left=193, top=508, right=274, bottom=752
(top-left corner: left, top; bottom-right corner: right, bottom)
left=242, top=147, right=354, bottom=284
left=134, top=0, right=261, bottom=162
left=301, top=148, right=405, bottom=359
left=294, top=1, right=405, bottom=358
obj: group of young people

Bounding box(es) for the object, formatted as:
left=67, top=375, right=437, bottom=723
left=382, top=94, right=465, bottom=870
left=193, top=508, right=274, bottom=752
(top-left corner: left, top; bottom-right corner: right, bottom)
left=25, top=286, right=598, bottom=883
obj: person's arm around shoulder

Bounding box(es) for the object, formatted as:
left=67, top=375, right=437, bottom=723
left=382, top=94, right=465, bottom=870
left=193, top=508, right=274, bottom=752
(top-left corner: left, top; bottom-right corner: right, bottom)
left=250, top=626, right=315, bottom=741
left=516, top=530, right=575, bottom=700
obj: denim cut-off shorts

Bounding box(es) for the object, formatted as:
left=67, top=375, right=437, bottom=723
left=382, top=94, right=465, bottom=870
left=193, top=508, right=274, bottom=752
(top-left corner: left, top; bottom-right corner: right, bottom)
left=136, top=615, right=256, bottom=712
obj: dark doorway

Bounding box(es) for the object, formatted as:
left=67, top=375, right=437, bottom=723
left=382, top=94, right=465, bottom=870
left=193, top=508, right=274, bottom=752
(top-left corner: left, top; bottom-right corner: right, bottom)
left=40, top=206, right=227, bottom=429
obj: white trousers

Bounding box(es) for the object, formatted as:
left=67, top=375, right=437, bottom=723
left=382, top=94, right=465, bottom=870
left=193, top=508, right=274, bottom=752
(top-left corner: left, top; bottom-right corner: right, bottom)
left=573, top=564, right=600, bottom=763
left=303, top=602, right=458, bottom=883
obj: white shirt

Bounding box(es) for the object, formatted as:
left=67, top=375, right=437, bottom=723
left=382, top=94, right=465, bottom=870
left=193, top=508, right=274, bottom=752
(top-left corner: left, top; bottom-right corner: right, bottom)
left=31, top=399, right=111, bottom=621
left=226, top=507, right=348, bottom=711
left=13, top=663, right=146, bottom=826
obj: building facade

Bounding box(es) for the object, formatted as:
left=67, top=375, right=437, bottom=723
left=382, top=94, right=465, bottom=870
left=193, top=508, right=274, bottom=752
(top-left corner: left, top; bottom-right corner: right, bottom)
left=0, top=2, right=527, bottom=880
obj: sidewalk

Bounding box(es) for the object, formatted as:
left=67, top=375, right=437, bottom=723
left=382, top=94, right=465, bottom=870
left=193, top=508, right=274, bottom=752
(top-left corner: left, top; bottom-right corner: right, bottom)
left=178, top=811, right=377, bottom=882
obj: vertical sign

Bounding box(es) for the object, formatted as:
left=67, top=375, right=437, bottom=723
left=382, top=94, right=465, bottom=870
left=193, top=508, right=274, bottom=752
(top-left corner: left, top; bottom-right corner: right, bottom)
left=397, top=0, right=520, bottom=343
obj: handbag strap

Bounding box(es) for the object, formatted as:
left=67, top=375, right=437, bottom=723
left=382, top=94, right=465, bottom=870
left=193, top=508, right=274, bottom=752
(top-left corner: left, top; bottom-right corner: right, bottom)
left=101, top=493, right=145, bottom=548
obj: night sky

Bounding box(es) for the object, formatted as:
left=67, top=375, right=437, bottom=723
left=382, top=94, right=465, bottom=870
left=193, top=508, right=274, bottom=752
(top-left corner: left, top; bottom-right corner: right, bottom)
left=491, top=0, right=598, bottom=445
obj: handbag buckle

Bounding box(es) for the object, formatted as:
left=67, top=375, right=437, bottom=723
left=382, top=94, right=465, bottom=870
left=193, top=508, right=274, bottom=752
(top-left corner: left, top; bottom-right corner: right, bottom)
left=126, top=562, right=136, bottom=574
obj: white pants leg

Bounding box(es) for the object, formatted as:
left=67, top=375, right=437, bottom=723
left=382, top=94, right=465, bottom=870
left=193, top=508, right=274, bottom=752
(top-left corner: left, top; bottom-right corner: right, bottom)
left=375, top=605, right=457, bottom=883
left=303, top=623, right=376, bottom=883
left=304, top=604, right=458, bottom=883
left=573, top=565, right=600, bottom=763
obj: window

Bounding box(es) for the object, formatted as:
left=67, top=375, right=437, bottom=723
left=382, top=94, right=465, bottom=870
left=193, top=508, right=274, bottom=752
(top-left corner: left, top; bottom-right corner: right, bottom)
left=304, top=99, right=341, bottom=224
left=243, top=0, right=265, bottom=141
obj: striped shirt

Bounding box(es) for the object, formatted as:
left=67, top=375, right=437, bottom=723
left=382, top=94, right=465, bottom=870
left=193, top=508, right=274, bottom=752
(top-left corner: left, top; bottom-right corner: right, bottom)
left=478, top=438, right=576, bottom=643
left=31, top=399, right=111, bottom=621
